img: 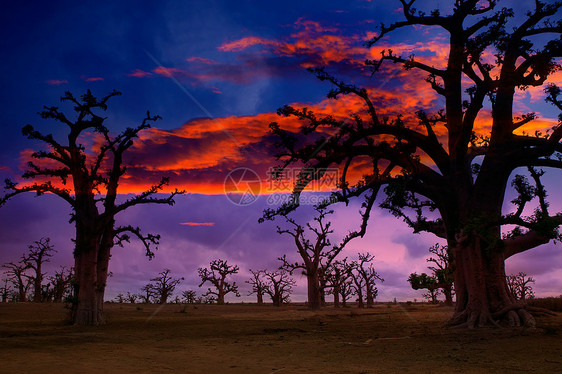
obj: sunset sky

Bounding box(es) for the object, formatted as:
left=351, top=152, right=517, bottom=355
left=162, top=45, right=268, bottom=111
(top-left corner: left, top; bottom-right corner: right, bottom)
left=0, top=0, right=560, bottom=302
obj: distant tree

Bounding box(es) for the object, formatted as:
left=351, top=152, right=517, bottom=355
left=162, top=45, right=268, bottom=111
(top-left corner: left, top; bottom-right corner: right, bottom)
left=49, top=266, right=74, bottom=303
left=150, top=269, right=184, bottom=304
left=426, top=244, right=454, bottom=306
left=2, top=261, right=30, bottom=302
left=0, top=278, right=11, bottom=302
left=274, top=208, right=355, bottom=310
left=125, top=292, right=138, bottom=304
left=408, top=273, right=440, bottom=304
left=246, top=269, right=267, bottom=305
left=198, top=259, right=240, bottom=304
left=354, top=253, right=384, bottom=307
left=506, top=272, right=535, bottom=301
left=0, top=90, right=183, bottom=325
left=325, top=258, right=354, bottom=307
left=181, top=290, right=197, bottom=304
left=21, top=237, right=56, bottom=302
left=263, top=270, right=296, bottom=307
left=114, top=293, right=125, bottom=303
left=139, top=284, right=155, bottom=304
left=265, top=1, right=562, bottom=328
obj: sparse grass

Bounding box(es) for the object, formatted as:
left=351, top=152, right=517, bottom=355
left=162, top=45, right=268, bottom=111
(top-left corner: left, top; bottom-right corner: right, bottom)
left=0, top=302, right=560, bottom=373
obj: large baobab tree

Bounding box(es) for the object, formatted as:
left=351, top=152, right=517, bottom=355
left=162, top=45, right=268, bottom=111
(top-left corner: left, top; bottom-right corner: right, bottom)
left=0, top=90, right=183, bottom=325
left=198, top=259, right=240, bottom=304
left=150, top=269, right=184, bottom=304
left=267, top=1, right=562, bottom=327
left=22, top=237, right=56, bottom=302
left=274, top=208, right=355, bottom=310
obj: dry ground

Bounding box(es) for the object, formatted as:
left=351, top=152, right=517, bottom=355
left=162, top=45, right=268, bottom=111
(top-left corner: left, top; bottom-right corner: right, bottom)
left=0, top=303, right=560, bottom=373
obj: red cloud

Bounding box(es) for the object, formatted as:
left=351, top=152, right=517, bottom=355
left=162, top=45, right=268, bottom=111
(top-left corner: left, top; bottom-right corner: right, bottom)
left=127, top=69, right=153, bottom=78
left=180, top=222, right=215, bottom=226
left=84, top=76, right=104, bottom=82
left=46, top=79, right=68, bottom=85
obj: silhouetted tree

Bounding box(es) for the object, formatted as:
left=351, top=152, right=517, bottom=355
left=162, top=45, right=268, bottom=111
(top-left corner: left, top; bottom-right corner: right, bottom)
left=0, top=278, right=11, bottom=302
left=408, top=273, right=440, bottom=304
left=275, top=208, right=354, bottom=310
left=114, top=293, right=125, bottom=303
left=506, top=272, right=535, bottom=301
left=181, top=290, right=197, bottom=304
left=139, top=284, right=155, bottom=304
left=266, top=1, right=562, bottom=327
left=263, top=270, right=295, bottom=306
left=2, top=261, right=30, bottom=302
left=22, top=237, right=56, bottom=302
left=0, top=90, right=183, bottom=325
left=125, top=292, right=138, bottom=304
left=427, top=244, right=454, bottom=305
left=198, top=259, right=240, bottom=304
left=49, top=266, right=74, bottom=303
left=354, top=253, right=383, bottom=307
left=150, top=269, right=184, bottom=304
left=246, top=269, right=267, bottom=305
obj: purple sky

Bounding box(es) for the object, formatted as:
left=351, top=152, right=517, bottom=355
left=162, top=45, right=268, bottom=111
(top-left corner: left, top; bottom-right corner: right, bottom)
left=0, top=1, right=561, bottom=302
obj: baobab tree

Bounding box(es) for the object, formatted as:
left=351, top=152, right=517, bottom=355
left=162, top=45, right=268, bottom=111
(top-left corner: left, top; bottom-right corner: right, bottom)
left=266, top=1, right=562, bottom=327
left=198, top=259, right=240, bottom=304
left=246, top=269, right=267, bottom=305
left=49, top=266, right=74, bottom=303
left=150, top=269, right=184, bottom=304
left=506, top=272, right=535, bottom=301
left=22, top=237, right=56, bottom=302
left=324, top=258, right=352, bottom=307
left=353, top=253, right=384, bottom=307
left=263, top=270, right=296, bottom=307
left=181, top=290, right=197, bottom=304
left=0, top=278, right=10, bottom=302
left=139, top=284, right=155, bottom=304
left=275, top=208, right=354, bottom=310
left=2, top=261, right=30, bottom=302
left=0, top=90, right=183, bottom=325
left=426, top=244, right=454, bottom=305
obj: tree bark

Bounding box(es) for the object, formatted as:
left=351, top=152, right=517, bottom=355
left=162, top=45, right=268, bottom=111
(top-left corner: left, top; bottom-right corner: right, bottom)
left=307, top=271, right=321, bottom=310
left=449, top=235, right=535, bottom=328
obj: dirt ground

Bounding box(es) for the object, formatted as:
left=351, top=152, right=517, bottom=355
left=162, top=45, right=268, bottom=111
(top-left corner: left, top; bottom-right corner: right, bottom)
left=0, top=303, right=560, bottom=374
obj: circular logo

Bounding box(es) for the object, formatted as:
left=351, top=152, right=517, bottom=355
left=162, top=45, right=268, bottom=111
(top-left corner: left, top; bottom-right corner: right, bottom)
left=224, top=167, right=261, bottom=205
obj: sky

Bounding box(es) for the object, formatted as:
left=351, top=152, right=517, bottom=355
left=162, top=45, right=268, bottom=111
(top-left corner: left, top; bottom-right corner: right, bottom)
left=0, top=0, right=561, bottom=302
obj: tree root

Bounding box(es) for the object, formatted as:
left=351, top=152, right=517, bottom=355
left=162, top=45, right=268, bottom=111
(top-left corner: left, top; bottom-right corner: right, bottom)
left=448, top=303, right=545, bottom=328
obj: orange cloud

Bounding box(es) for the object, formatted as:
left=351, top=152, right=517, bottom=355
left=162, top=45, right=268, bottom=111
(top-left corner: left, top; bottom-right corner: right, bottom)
left=180, top=222, right=215, bottom=226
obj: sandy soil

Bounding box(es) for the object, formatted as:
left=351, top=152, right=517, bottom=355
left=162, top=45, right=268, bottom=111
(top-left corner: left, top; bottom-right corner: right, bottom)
left=0, top=303, right=560, bottom=373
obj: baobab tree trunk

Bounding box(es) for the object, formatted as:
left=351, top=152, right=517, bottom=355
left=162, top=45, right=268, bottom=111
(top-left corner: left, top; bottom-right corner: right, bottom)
left=442, top=285, right=453, bottom=306
left=333, top=284, right=340, bottom=308
left=217, top=290, right=225, bottom=305
left=307, top=271, right=322, bottom=310
left=257, top=292, right=264, bottom=305
left=72, top=227, right=110, bottom=326
left=449, top=235, right=535, bottom=328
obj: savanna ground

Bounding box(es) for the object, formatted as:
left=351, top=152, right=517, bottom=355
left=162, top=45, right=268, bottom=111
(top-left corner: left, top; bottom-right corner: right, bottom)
left=0, top=303, right=560, bottom=373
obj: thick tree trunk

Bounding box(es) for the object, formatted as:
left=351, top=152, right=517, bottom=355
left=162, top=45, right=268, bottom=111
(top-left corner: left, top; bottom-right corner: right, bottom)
left=442, top=285, right=453, bottom=306
left=333, top=284, right=340, bottom=308
left=257, top=292, right=263, bottom=305
left=73, top=247, right=104, bottom=325
left=449, top=236, right=535, bottom=328
left=217, top=291, right=225, bottom=305
left=307, top=271, right=322, bottom=310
